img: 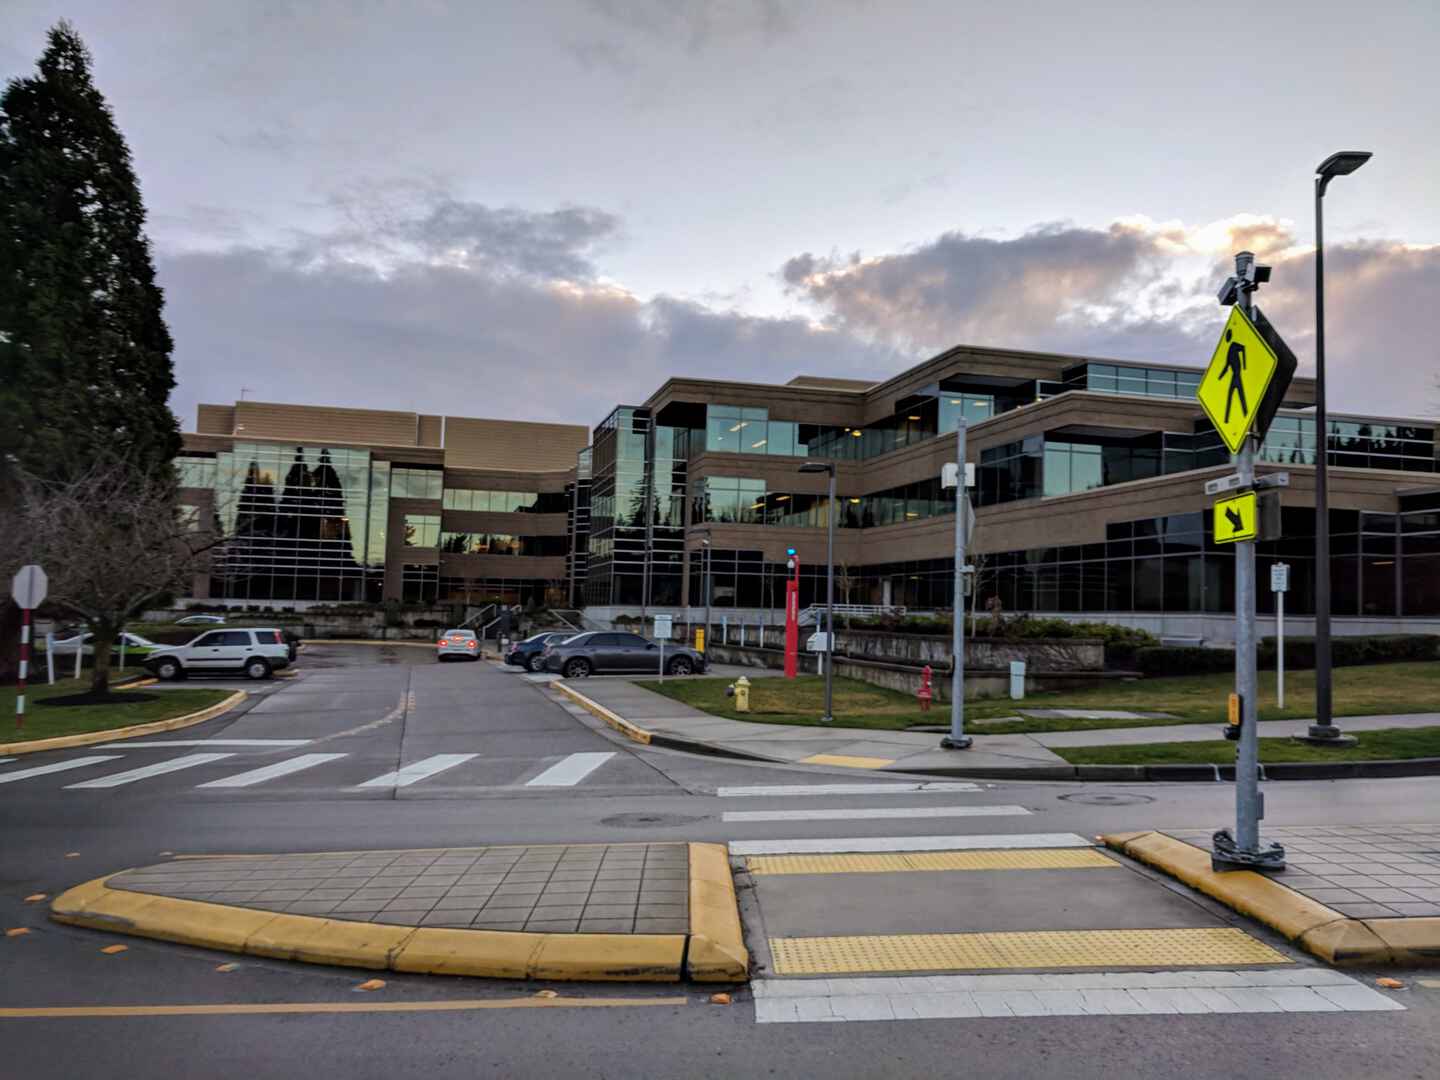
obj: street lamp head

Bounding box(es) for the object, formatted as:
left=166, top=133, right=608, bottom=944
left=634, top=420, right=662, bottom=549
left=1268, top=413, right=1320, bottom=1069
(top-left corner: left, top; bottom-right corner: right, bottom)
left=1316, top=150, right=1372, bottom=196
left=798, top=462, right=833, bottom=475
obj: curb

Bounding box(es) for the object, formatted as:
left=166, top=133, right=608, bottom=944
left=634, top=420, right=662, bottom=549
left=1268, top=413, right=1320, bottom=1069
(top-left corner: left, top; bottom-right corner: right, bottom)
left=551, top=683, right=653, bottom=745
left=0, top=689, right=246, bottom=757
left=1103, top=831, right=1440, bottom=967
left=48, top=842, right=751, bottom=983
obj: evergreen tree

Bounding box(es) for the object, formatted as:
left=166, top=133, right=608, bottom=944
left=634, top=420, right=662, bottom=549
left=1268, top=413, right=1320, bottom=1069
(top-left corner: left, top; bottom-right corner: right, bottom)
left=0, top=20, right=180, bottom=483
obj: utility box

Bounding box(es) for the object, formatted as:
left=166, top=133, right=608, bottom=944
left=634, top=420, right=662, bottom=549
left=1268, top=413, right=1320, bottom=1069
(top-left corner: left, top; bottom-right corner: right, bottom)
left=1009, top=660, right=1026, bottom=700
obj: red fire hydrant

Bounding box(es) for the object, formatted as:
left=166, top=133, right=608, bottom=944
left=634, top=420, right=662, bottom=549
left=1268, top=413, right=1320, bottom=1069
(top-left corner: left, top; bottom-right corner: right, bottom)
left=917, top=665, right=934, bottom=713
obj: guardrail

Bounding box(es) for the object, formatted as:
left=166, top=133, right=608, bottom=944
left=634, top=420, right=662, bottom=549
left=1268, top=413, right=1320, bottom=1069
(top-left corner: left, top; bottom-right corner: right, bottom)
left=797, top=604, right=906, bottom=626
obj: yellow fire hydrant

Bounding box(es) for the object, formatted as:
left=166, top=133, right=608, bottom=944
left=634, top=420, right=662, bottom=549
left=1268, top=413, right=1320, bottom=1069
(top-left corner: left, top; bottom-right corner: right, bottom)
left=734, top=676, right=751, bottom=713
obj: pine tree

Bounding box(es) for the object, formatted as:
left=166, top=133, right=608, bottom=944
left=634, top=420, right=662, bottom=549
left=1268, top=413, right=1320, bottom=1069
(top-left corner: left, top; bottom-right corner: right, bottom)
left=0, top=20, right=180, bottom=483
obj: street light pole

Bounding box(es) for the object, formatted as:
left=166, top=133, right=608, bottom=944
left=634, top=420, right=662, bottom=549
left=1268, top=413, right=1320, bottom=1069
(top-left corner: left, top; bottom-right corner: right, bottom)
left=942, top=420, right=972, bottom=750
left=799, top=462, right=837, bottom=724
left=1308, top=150, right=1371, bottom=744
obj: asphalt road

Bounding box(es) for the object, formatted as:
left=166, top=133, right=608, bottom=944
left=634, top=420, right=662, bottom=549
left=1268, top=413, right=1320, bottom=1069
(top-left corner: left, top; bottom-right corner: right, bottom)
left=1, top=643, right=1436, bottom=1079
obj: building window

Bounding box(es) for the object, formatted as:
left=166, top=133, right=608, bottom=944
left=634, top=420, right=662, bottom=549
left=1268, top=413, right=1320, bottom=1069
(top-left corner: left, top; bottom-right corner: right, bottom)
left=175, top=455, right=217, bottom=489
left=391, top=468, right=443, bottom=500
left=177, top=503, right=203, bottom=532
left=403, top=514, right=440, bottom=547
left=401, top=564, right=439, bottom=604
left=442, top=489, right=542, bottom=512
left=702, top=476, right=766, bottom=523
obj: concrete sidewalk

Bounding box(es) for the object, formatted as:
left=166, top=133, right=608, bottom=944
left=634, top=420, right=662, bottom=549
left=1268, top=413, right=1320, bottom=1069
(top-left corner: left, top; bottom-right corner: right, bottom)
left=560, top=678, right=1440, bottom=779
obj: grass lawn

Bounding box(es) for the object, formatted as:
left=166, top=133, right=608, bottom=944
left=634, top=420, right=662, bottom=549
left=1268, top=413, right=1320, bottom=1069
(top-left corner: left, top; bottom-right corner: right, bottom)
left=637, top=662, right=1440, bottom=733
left=1053, top=727, right=1440, bottom=766
left=0, top=679, right=232, bottom=744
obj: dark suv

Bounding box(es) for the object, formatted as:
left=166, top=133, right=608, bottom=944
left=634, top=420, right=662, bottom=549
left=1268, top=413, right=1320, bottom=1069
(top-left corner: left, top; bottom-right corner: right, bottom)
left=505, top=631, right=575, bottom=672
left=542, top=631, right=706, bottom=678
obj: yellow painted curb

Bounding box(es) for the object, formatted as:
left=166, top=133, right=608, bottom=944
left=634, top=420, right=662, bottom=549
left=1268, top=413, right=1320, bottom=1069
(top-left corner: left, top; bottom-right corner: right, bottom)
left=1102, top=831, right=1440, bottom=967
left=0, top=689, right=245, bottom=757
left=49, top=869, right=697, bottom=982
left=686, top=842, right=749, bottom=982
left=552, top=682, right=653, bottom=745
left=300, top=638, right=436, bottom=648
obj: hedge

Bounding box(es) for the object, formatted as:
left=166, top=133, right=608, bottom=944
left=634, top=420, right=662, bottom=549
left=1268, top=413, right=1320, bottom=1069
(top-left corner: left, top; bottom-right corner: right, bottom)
left=1136, top=634, right=1440, bottom=678
left=849, top=614, right=1157, bottom=669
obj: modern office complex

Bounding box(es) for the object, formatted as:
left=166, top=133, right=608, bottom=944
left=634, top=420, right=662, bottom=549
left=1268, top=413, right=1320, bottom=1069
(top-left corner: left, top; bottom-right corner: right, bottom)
left=177, top=341, right=1440, bottom=638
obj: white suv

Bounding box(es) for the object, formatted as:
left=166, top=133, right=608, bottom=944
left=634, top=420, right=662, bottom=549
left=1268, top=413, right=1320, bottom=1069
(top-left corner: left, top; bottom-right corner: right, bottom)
left=147, top=628, right=292, bottom=681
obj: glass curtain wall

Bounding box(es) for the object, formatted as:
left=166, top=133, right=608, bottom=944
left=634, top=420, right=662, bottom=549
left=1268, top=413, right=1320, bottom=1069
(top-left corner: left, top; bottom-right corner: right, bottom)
left=584, top=407, right=650, bottom=606
left=209, top=442, right=386, bottom=602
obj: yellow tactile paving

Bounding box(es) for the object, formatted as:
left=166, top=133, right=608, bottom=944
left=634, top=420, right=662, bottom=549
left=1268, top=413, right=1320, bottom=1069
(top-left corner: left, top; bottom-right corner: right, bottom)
left=747, top=849, right=1119, bottom=876
left=799, top=754, right=896, bottom=769
left=768, top=928, right=1292, bottom=975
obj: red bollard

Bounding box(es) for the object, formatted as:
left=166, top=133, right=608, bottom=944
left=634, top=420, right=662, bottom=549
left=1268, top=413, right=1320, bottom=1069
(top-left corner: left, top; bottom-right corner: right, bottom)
left=917, top=664, right=933, bottom=713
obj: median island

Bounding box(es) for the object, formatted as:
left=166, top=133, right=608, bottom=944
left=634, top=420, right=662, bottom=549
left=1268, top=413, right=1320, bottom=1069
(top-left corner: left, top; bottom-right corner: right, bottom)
left=0, top=678, right=231, bottom=744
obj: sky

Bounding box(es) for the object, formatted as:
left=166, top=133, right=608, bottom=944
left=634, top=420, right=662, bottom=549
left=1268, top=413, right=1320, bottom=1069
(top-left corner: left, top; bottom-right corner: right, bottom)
left=3, top=0, right=1437, bottom=432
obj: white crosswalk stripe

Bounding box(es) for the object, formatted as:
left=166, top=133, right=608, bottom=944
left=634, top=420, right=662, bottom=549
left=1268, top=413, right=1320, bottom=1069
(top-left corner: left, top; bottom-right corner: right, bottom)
left=65, top=753, right=236, bottom=789
left=98, top=739, right=313, bottom=749
left=196, top=753, right=349, bottom=789
left=526, top=752, right=615, bottom=787
left=723, top=805, right=1030, bottom=823
left=357, top=753, right=478, bottom=789
left=0, top=755, right=121, bottom=784
left=730, top=833, right=1093, bottom=856
left=717, top=782, right=980, bottom=797
left=751, top=970, right=1404, bottom=1023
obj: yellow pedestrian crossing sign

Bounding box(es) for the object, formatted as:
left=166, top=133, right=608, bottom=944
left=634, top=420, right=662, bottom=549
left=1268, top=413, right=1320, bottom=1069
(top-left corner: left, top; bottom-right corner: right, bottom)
left=1213, top=491, right=1258, bottom=544
left=1197, top=305, right=1282, bottom=455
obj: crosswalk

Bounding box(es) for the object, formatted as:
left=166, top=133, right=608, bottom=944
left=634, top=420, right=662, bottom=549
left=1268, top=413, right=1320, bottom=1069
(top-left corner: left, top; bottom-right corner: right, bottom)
left=0, top=747, right=628, bottom=795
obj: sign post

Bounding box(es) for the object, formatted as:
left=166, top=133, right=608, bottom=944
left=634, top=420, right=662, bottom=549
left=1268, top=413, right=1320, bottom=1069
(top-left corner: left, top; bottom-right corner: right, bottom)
left=1271, top=563, right=1289, bottom=708
left=653, top=613, right=672, bottom=683
left=45, top=632, right=55, bottom=685
left=11, top=565, right=49, bottom=732
left=1201, top=253, right=1290, bottom=873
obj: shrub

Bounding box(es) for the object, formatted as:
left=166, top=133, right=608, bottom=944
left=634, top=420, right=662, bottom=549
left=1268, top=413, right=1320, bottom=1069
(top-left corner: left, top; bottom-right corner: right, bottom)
left=1135, top=646, right=1235, bottom=677
left=1258, top=634, right=1438, bottom=671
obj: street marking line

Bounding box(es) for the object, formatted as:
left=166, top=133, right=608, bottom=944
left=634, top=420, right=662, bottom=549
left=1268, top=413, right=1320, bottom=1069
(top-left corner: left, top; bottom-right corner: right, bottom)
left=768, top=928, right=1292, bottom=976
left=717, top=782, right=980, bottom=797
left=0, top=756, right=122, bottom=785
left=195, top=753, right=349, bottom=789
left=356, top=753, right=478, bottom=788
left=64, top=753, right=236, bottom=789
left=730, top=833, right=1093, bottom=856
left=746, top=849, right=1120, bottom=875
left=98, top=739, right=313, bottom=748
left=751, top=970, right=1401, bottom=1023
left=0, top=997, right=690, bottom=1019
left=724, top=805, right=1030, bottom=823
left=526, top=752, right=616, bottom=787
left=800, top=754, right=895, bottom=769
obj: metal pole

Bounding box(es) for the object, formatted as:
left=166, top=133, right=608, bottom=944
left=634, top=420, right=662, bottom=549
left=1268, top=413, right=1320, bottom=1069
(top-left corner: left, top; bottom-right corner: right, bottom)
left=1277, top=586, right=1286, bottom=709
left=16, top=608, right=31, bottom=731
left=1214, top=252, right=1282, bottom=870
left=1310, top=178, right=1341, bottom=741
left=704, top=543, right=711, bottom=652
left=822, top=467, right=836, bottom=724
left=943, top=421, right=971, bottom=749
left=46, top=631, right=55, bottom=685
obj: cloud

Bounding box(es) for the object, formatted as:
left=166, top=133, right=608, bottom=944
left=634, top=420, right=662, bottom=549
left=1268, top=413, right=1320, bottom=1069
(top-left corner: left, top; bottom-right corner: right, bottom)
left=158, top=194, right=898, bottom=432
left=780, top=217, right=1440, bottom=418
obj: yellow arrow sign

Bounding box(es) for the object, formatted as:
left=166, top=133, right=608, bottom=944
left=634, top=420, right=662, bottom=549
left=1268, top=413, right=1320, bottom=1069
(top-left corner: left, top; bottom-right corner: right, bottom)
left=1197, top=306, right=1281, bottom=455
left=1213, top=491, right=1258, bottom=544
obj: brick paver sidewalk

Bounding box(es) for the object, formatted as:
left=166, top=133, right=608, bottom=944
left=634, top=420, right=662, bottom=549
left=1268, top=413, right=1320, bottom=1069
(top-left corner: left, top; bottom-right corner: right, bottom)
left=108, top=843, right=689, bottom=934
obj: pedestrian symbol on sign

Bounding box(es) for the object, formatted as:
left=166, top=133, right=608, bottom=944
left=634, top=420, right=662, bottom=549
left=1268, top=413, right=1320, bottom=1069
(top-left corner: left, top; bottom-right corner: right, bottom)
left=1222, top=329, right=1247, bottom=423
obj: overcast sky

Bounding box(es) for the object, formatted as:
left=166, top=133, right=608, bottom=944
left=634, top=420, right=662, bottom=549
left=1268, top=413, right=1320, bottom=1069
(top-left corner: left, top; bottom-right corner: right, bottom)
left=3, top=0, right=1437, bottom=431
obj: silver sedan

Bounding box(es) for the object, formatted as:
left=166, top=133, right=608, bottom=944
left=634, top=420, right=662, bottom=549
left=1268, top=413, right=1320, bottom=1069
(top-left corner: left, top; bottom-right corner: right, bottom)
left=435, top=629, right=481, bottom=662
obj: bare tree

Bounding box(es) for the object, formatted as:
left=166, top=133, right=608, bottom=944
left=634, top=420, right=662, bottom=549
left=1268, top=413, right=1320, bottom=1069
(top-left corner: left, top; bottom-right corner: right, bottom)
left=836, top=561, right=856, bottom=628
left=0, top=455, right=224, bottom=696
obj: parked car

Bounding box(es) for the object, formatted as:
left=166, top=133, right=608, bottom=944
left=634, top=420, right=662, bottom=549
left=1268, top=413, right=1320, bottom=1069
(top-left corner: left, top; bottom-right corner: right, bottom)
left=436, top=628, right=480, bottom=662
left=176, top=614, right=227, bottom=626
left=145, top=628, right=292, bottom=681
left=505, top=631, right=576, bottom=672
left=50, top=631, right=157, bottom=657
left=542, top=631, right=704, bottom=678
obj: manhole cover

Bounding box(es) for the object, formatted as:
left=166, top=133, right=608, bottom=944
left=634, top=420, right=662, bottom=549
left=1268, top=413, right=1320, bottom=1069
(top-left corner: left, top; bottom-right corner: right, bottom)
left=600, top=812, right=705, bottom=828
left=1059, top=791, right=1155, bottom=806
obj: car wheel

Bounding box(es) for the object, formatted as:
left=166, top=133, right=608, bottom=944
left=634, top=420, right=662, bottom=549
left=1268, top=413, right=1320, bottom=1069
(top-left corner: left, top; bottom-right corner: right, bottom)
left=528, top=654, right=546, bottom=673
left=667, top=656, right=695, bottom=676
left=563, top=658, right=592, bottom=679
left=154, top=658, right=182, bottom=681
left=244, top=657, right=272, bottom=680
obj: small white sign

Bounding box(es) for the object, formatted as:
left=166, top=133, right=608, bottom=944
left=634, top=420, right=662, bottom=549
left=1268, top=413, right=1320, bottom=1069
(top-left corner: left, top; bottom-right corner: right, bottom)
left=1271, top=563, right=1290, bottom=593
left=10, top=564, right=47, bottom=609
left=652, top=614, right=673, bottom=640
left=806, top=632, right=832, bottom=652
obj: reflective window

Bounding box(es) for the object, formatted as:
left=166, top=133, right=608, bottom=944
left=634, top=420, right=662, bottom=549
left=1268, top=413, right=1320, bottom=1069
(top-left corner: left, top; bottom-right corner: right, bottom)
left=391, top=468, right=443, bottom=500
left=175, top=455, right=217, bottom=489
left=403, top=514, right=440, bottom=547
